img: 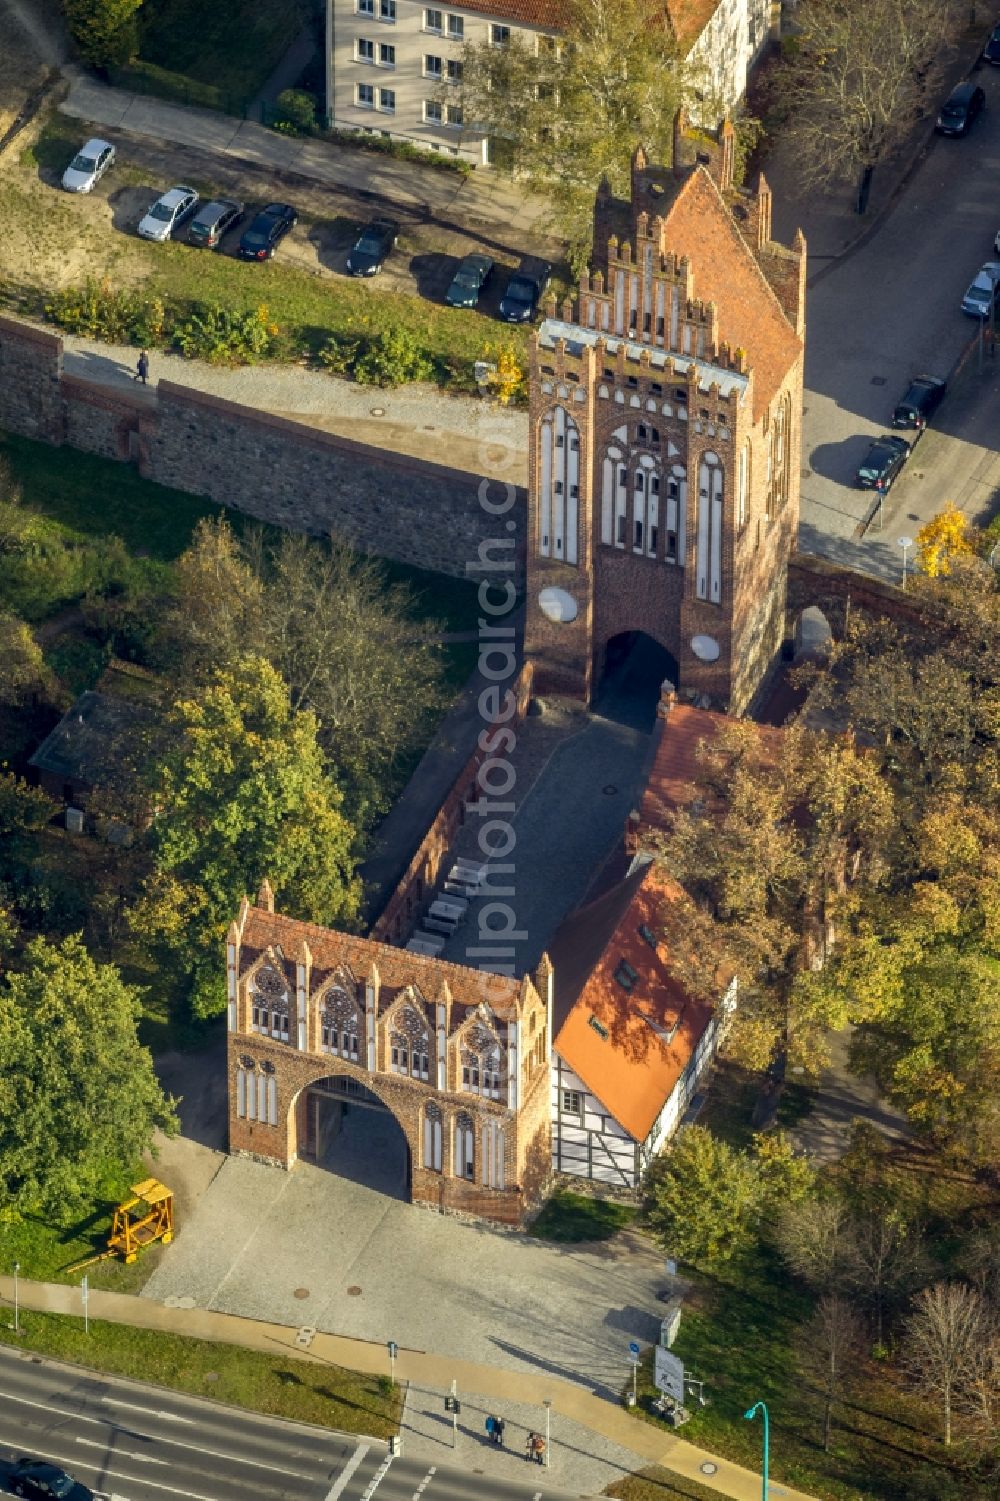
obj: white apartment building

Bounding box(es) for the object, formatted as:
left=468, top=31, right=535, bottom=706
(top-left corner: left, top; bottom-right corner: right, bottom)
left=325, top=0, right=772, bottom=169
left=326, top=0, right=561, bottom=167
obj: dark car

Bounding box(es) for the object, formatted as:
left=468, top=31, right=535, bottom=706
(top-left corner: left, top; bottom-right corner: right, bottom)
left=936, top=81, right=985, bottom=136
left=346, top=218, right=399, bottom=277
left=891, top=375, right=946, bottom=432
left=856, top=434, right=910, bottom=493
left=188, top=197, right=244, bottom=248
left=445, top=252, right=494, bottom=308
left=11, top=1458, right=96, bottom=1501
left=984, top=24, right=1000, bottom=64
left=237, top=203, right=297, bottom=261
left=498, top=263, right=551, bottom=323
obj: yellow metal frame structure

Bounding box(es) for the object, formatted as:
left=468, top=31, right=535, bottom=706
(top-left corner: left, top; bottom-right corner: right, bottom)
left=107, top=1178, right=174, bottom=1264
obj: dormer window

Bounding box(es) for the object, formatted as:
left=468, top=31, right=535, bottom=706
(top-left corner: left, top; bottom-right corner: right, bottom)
left=589, top=1014, right=609, bottom=1039
left=639, top=923, right=657, bottom=949
left=614, top=960, right=639, bottom=992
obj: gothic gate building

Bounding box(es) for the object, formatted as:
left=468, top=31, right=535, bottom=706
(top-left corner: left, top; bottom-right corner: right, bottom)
left=524, top=119, right=806, bottom=713
left=226, top=883, right=553, bottom=1224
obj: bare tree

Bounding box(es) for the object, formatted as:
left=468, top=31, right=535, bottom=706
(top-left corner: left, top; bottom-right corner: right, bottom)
left=776, top=1195, right=858, bottom=1291
left=902, top=1282, right=990, bottom=1445
left=782, top=0, right=959, bottom=210
left=852, top=1209, right=927, bottom=1347
left=799, top=1294, right=866, bottom=1451
left=958, top=1313, right=1000, bottom=1448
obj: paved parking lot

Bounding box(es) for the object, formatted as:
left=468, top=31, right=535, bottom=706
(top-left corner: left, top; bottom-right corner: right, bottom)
left=141, top=1144, right=666, bottom=1397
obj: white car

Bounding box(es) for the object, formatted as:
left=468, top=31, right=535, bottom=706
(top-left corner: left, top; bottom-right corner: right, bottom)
left=61, top=138, right=116, bottom=194
left=137, top=185, right=200, bottom=243
left=961, top=261, right=1000, bottom=318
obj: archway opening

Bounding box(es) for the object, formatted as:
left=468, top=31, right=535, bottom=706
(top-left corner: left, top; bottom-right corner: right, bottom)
left=294, top=1076, right=411, bottom=1202
left=594, top=631, right=680, bottom=731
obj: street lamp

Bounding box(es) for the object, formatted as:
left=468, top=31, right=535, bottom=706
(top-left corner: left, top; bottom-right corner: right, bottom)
left=543, top=1399, right=551, bottom=1468
left=13, top=1261, right=19, bottom=1334
left=898, top=535, right=913, bottom=589
left=743, top=1400, right=769, bottom=1501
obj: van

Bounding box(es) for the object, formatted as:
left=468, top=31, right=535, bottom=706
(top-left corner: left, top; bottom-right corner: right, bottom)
left=936, top=82, right=986, bottom=136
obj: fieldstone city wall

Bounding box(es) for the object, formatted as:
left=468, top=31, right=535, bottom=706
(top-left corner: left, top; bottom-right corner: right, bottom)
left=0, top=316, right=526, bottom=584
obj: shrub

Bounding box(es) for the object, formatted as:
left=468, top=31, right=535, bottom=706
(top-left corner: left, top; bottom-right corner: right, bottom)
left=318, top=335, right=361, bottom=375
left=45, top=279, right=149, bottom=343
left=172, top=303, right=280, bottom=365
left=65, top=0, right=142, bottom=69
left=275, top=90, right=317, bottom=133
left=353, top=329, right=433, bottom=388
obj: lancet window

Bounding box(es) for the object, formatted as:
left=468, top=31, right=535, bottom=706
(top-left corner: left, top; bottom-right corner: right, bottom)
left=250, top=963, right=289, bottom=1041
left=461, top=1022, right=503, bottom=1099
left=390, top=1001, right=430, bottom=1080
left=320, top=985, right=359, bottom=1060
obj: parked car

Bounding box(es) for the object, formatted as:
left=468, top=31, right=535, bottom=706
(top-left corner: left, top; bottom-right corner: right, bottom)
left=237, top=202, right=298, bottom=261
left=891, top=375, right=946, bottom=431
left=445, top=252, right=494, bottom=308
left=346, top=218, right=399, bottom=277
left=137, top=185, right=199, bottom=242
left=936, top=81, right=985, bottom=136
left=498, top=264, right=551, bottom=323
left=961, top=261, right=1000, bottom=317
left=11, top=1457, right=96, bottom=1501
left=856, top=435, right=910, bottom=493
left=61, top=137, right=115, bottom=194
left=984, top=24, right=1000, bottom=64
left=187, top=198, right=244, bottom=248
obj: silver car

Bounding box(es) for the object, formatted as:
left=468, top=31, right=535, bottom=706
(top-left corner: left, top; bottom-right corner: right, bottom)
left=137, top=185, right=200, bottom=243
left=961, top=262, right=1000, bottom=318
left=61, top=138, right=115, bottom=194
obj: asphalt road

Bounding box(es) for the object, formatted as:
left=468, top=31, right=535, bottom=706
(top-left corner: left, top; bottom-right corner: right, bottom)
left=800, top=58, right=1000, bottom=576
left=0, top=1347, right=586, bottom=1501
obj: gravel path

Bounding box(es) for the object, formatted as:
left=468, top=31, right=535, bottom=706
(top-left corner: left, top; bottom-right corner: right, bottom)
left=60, top=331, right=528, bottom=485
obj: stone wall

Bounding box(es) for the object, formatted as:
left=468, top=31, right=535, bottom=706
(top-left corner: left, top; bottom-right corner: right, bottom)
left=0, top=316, right=526, bottom=585
left=787, top=552, right=926, bottom=634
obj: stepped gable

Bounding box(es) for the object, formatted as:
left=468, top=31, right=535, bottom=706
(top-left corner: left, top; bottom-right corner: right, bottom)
left=239, top=904, right=524, bottom=1020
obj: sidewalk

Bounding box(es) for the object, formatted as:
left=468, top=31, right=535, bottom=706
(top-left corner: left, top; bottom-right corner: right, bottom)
left=58, top=66, right=553, bottom=237
left=0, top=1273, right=818, bottom=1501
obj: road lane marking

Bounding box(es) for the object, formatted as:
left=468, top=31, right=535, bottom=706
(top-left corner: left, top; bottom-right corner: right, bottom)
left=100, top=1397, right=193, bottom=1423
left=323, top=1440, right=370, bottom=1501
left=75, top=1438, right=167, bottom=1464
left=360, top=1452, right=394, bottom=1499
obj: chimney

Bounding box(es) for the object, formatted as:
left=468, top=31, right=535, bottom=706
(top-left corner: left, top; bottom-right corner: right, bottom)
left=756, top=172, right=772, bottom=249
left=718, top=118, right=735, bottom=193
left=256, top=877, right=275, bottom=913
left=672, top=107, right=690, bottom=178
left=630, top=143, right=648, bottom=202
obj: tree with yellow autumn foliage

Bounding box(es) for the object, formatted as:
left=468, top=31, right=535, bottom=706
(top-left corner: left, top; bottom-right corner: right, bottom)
left=915, top=504, right=976, bottom=577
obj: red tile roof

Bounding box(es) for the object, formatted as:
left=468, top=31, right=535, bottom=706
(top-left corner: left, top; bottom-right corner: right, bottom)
left=451, top=0, right=566, bottom=27
left=552, top=863, right=715, bottom=1141
left=636, top=703, right=785, bottom=836
left=660, top=170, right=803, bottom=421
left=664, top=0, right=719, bottom=51
left=239, top=905, right=525, bottom=1019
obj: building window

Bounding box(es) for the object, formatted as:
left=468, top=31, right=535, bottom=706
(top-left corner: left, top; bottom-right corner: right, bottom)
left=423, top=1102, right=443, bottom=1171
left=390, top=1002, right=430, bottom=1079
left=446, top=58, right=463, bottom=83
left=357, top=0, right=374, bottom=12
left=614, top=959, right=639, bottom=992
left=454, top=1111, right=475, bottom=1180
left=639, top=923, right=657, bottom=948
left=696, top=451, right=724, bottom=604
left=482, top=1119, right=506, bottom=1189
left=378, top=88, right=396, bottom=112
left=461, top=1022, right=503, bottom=1099
left=356, top=38, right=374, bottom=61
left=446, top=13, right=464, bottom=39
left=357, top=82, right=375, bottom=107
left=424, top=53, right=442, bottom=77
left=561, top=1089, right=583, bottom=1117
left=424, top=99, right=442, bottom=122
left=320, top=985, right=359, bottom=1060
left=379, top=42, right=395, bottom=65
left=424, top=6, right=442, bottom=29
left=490, top=23, right=510, bottom=45
left=250, top=964, right=289, bottom=1041
left=446, top=102, right=463, bottom=127
left=379, top=0, right=396, bottom=18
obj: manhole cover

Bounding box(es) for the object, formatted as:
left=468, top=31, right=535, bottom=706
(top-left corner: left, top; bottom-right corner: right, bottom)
left=700, top=1462, right=718, bottom=1475
left=347, top=1285, right=363, bottom=1297
left=603, top=784, right=618, bottom=795
left=293, top=1287, right=310, bottom=1300
left=204, top=1372, right=219, bottom=1384
left=871, top=375, right=887, bottom=386
left=370, top=407, right=385, bottom=417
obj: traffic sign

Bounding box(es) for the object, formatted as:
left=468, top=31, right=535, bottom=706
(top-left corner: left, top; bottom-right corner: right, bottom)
left=628, top=1340, right=641, bottom=1359
left=387, top=1341, right=398, bottom=1358
left=654, top=1346, right=685, bottom=1403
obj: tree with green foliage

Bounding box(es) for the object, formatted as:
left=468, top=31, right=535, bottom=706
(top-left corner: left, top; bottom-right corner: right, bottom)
left=137, top=657, right=360, bottom=1018
left=0, top=934, right=177, bottom=1223
left=459, top=0, right=688, bottom=258
left=64, top=0, right=144, bottom=69
left=644, top=1125, right=812, bottom=1267
left=0, top=613, right=57, bottom=707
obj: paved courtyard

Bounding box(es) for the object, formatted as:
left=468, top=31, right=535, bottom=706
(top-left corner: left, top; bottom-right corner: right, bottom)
left=141, top=1144, right=666, bottom=1398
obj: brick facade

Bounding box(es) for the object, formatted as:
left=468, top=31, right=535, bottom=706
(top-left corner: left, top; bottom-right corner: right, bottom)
left=523, top=128, right=805, bottom=714
left=226, top=883, right=553, bottom=1225
left=0, top=317, right=526, bottom=587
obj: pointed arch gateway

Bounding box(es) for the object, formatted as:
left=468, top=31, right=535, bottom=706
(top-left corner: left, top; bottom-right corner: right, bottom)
left=289, top=1064, right=413, bottom=1202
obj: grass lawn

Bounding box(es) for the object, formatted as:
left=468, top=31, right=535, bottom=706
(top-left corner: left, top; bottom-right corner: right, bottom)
left=606, top=1470, right=734, bottom=1501
left=0, top=1310, right=401, bottom=1438
left=135, top=0, right=313, bottom=104
left=529, top=1189, right=638, bottom=1243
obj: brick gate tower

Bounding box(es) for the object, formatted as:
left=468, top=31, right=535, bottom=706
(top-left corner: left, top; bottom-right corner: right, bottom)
left=523, top=120, right=806, bottom=713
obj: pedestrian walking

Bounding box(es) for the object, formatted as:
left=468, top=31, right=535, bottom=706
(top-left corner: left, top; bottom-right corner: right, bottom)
left=494, top=1416, right=505, bottom=1448
left=135, top=349, right=149, bottom=385
left=525, top=1432, right=536, bottom=1462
